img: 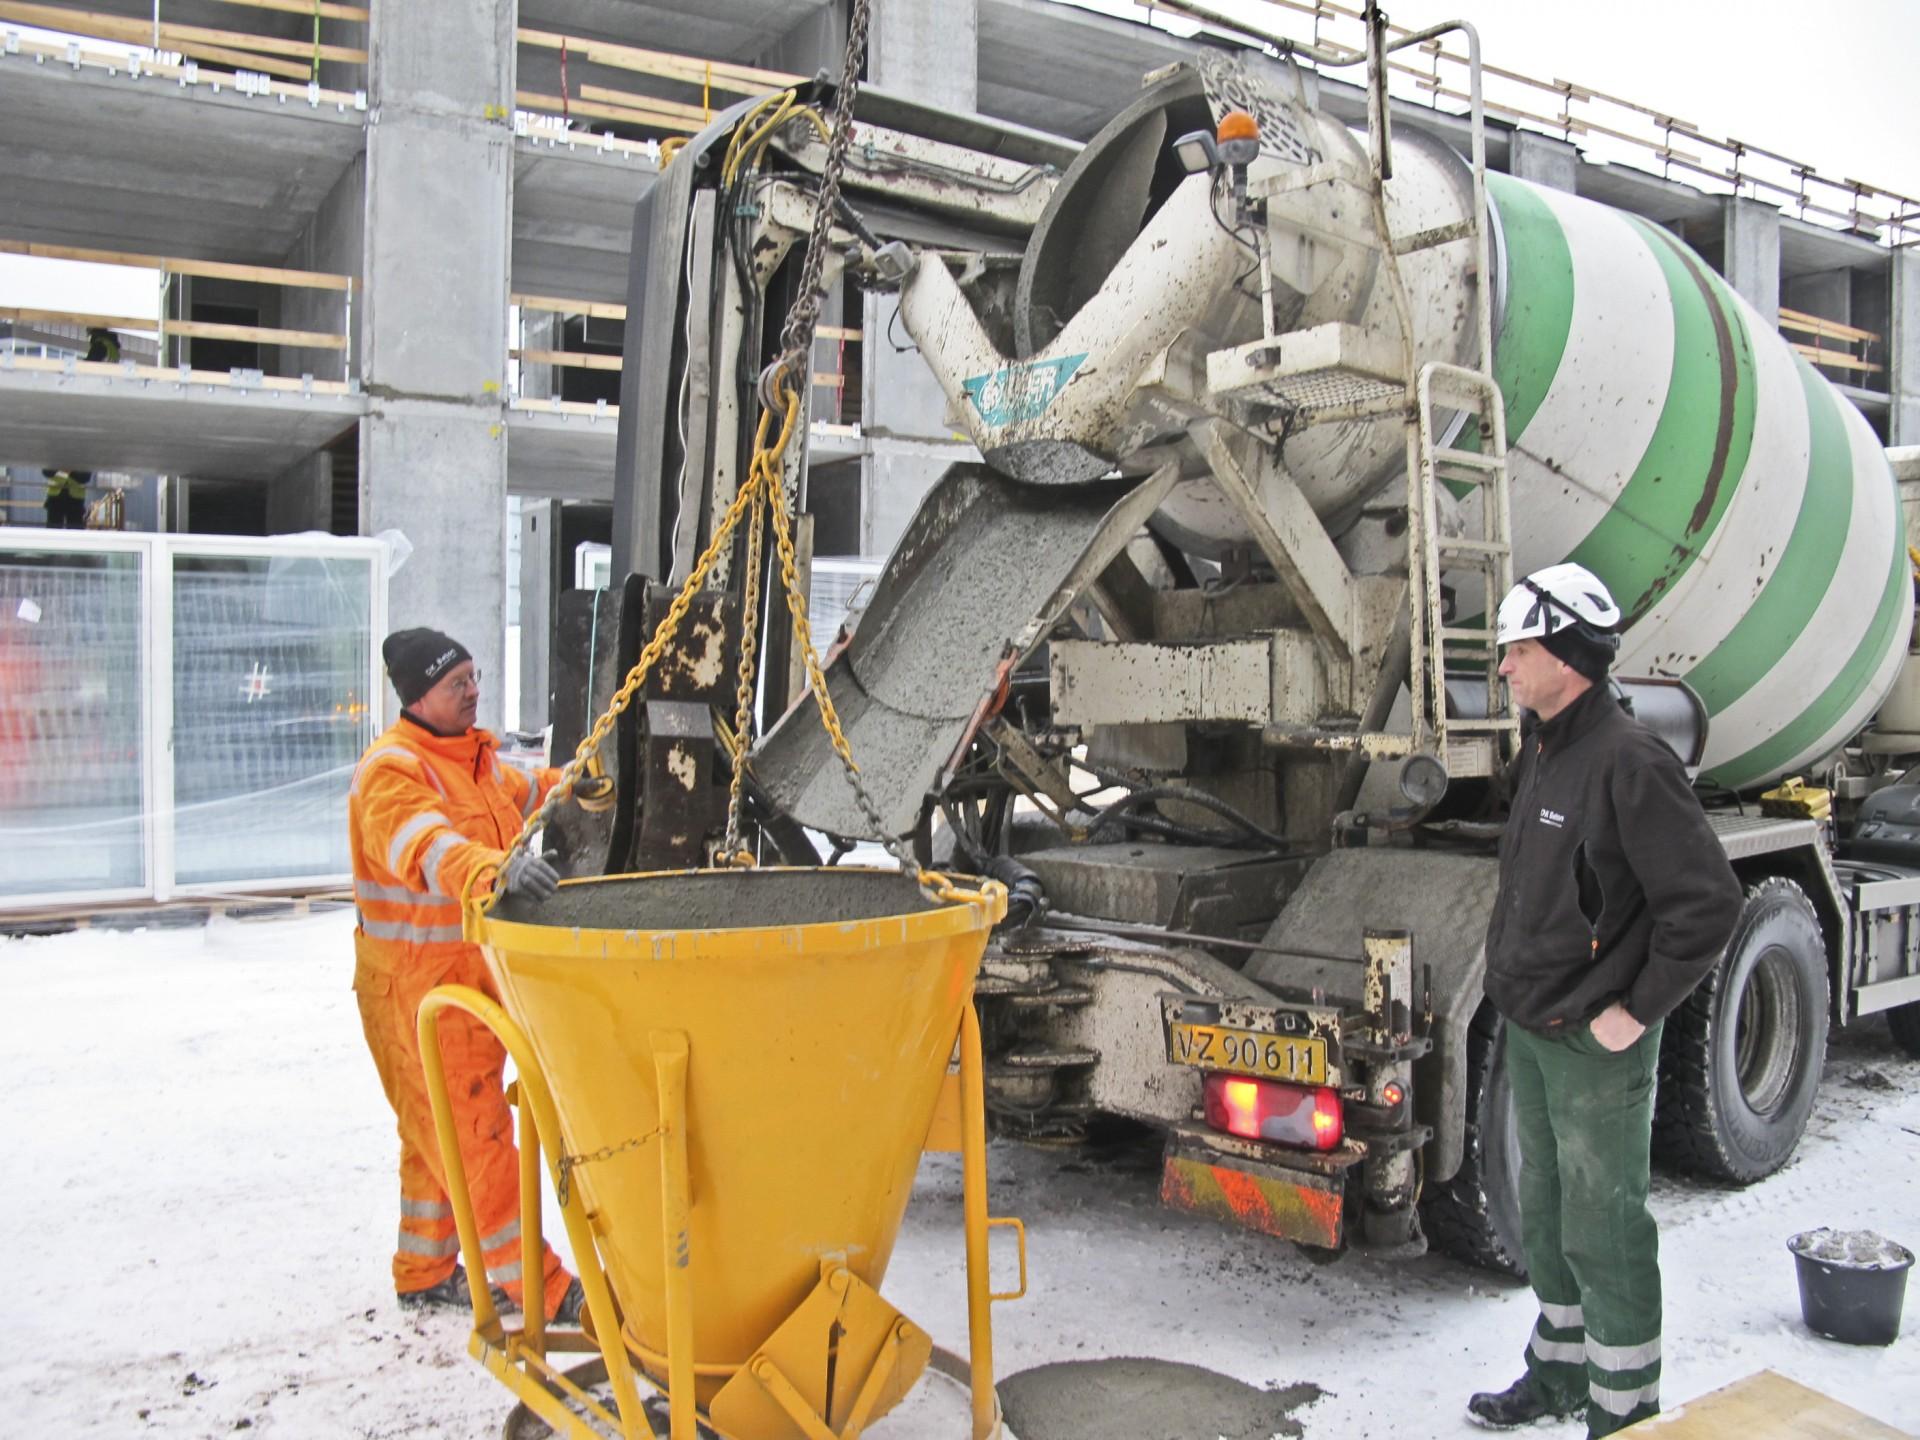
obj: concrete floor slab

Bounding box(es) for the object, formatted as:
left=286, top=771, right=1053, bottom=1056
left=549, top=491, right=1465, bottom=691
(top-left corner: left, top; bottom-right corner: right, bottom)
left=0, top=47, right=366, bottom=263
left=513, top=134, right=657, bottom=304
left=0, top=363, right=362, bottom=479
left=508, top=402, right=618, bottom=500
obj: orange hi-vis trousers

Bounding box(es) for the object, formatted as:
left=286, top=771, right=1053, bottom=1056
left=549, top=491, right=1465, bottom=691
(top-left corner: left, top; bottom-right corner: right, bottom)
left=354, top=933, right=571, bottom=1317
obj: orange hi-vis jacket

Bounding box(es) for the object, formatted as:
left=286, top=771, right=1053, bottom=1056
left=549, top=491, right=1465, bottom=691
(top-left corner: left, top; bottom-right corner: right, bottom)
left=348, top=715, right=572, bottom=1315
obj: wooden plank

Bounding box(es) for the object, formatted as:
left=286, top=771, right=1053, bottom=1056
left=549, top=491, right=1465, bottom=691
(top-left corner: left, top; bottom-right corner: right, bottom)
left=1644, top=1370, right=1909, bottom=1439
left=815, top=325, right=861, bottom=342
left=169, top=38, right=309, bottom=79
left=4, top=352, right=353, bottom=394
left=204, top=0, right=368, bottom=22
left=578, top=82, right=710, bottom=125
left=514, top=89, right=702, bottom=135
left=515, top=27, right=801, bottom=97
left=0, top=241, right=354, bottom=291
left=1778, top=307, right=1880, bottom=345
left=811, top=372, right=844, bottom=389
left=510, top=293, right=628, bottom=321
left=0, top=3, right=364, bottom=63
left=1789, top=343, right=1884, bottom=374
left=0, top=304, right=153, bottom=331
left=168, top=318, right=346, bottom=349
left=511, top=347, right=624, bottom=372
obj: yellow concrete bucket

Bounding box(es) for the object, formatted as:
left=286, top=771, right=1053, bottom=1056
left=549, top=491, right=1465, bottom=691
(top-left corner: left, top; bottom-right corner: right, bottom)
left=419, top=867, right=1017, bottom=1440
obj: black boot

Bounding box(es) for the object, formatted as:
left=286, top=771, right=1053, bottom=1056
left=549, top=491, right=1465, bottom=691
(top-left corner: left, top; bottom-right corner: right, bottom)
left=1467, top=1375, right=1584, bottom=1429
left=397, top=1264, right=512, bottom=1314
left=552, top=1276, right=587, bottom=1325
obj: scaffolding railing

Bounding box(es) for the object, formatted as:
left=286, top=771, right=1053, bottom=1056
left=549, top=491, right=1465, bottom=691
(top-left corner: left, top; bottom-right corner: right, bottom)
left=1142, top=0, right=1920, bottom=248
left=0, top=0, right=365, bottom=86
left=0, top=240, right=357, bottom=385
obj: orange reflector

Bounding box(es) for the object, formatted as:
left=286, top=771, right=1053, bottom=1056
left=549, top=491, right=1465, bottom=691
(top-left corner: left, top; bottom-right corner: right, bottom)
left=1216, top=109, right=1260, bottom=144
left=1203, top=1073, right=1343, bottom=1151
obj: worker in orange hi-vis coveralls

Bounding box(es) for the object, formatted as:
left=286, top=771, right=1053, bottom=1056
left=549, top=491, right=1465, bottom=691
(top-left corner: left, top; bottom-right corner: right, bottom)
left=350, top=626, right=591, bottom=1320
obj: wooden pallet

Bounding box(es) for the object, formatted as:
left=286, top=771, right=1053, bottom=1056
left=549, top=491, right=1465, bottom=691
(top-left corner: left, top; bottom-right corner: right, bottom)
left=1630, top=1370, right=1912, bottom=1438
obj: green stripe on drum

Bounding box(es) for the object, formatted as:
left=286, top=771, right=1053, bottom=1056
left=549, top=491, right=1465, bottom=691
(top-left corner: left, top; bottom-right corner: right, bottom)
left=1683, top=357, right=1852, bottom=715
left=1459, top=174, right=1575, bottom=474
left=1705, top=517, right=1907, bottom=790
left=1564, top=218, right=1755, bottom=626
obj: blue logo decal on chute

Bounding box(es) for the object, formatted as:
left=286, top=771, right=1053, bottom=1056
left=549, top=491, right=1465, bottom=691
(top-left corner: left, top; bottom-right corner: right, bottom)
left=961, top=353, right=1088, bottom=426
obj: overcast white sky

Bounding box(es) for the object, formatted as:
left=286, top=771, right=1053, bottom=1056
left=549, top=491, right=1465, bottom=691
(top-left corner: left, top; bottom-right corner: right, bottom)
left=1082, top=0, right=1920, bottom=203
left=4, top=1, right=1917, bottom=323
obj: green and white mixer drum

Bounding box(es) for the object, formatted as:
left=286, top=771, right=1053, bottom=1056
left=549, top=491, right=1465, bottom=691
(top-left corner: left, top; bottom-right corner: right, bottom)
left=1487, top=172, right=1910, bottom=791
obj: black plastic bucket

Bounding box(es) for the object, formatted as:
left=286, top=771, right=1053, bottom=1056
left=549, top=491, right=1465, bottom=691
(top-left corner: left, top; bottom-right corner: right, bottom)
left=1788, top=1228, right=1914, bottom=1346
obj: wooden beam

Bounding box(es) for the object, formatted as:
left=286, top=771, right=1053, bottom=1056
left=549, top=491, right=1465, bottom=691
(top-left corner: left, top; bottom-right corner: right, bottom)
left=168, top=318, right=347, bottom=349
left=514, top=89, right=702, bottom=135
left=515, top=27, right=801, bottom=98
left=204, top=0, right=368, bottom=22
left=511, top=293, right=628, bottom=321
left=0, top=3, right=366, bottom=63
left=0, top=305, right=152, bottom=332
left=170, top=38, right=310, bottom=80
left=1779, top=306, right=1880, bottom=345
left=815, top=325, right=862, bottom=342
left=511, top=348, right=624, bottom=372
left=1789, top=344, right=1884, bottom=374
left=0, top=241, right=353, bottom=291
left=578, top=82, right=709, bottom=126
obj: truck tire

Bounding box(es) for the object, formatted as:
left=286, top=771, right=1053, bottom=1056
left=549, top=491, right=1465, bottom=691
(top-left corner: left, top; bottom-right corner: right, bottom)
left=1421, top=1001, right=1527, bottom=1277
left=1887, top=1001, right=1920, bottom=1058
left=1653, top=877, right=1828, bottom=1183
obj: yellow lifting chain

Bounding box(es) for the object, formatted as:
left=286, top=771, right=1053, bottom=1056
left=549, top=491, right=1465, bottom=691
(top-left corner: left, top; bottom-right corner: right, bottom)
left=480, top=22, right=980, bottom=915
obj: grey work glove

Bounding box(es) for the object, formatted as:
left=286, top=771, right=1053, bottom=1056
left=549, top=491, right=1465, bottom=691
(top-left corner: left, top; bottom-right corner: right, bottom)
left=501, top=850, right=560, bottom=903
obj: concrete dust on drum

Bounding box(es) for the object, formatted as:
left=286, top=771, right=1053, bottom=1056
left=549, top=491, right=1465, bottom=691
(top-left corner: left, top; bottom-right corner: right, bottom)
left=998, top=1357, right=1325, bottom=1440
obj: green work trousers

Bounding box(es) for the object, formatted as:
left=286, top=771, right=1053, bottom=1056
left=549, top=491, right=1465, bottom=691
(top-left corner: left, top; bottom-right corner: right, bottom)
left=1506, top=1017, right=1665, bottom=1438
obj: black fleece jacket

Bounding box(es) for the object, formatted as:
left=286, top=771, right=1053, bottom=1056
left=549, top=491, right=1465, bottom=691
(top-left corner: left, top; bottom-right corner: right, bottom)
left=1484, top=683, right=1743, bottom=1035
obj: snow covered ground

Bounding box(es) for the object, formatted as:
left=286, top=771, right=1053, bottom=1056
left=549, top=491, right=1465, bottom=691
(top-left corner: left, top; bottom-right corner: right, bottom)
left=3, top=906, right=1915, bottom=1438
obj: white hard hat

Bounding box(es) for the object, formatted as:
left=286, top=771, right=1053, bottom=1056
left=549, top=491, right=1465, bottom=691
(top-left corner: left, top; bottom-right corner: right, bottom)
left=1496, top=562, right=1622, bottom=646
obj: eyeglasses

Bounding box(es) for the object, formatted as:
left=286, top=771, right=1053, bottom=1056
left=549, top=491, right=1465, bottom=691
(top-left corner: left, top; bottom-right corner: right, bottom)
left=446, top=668, right=483, bottom=694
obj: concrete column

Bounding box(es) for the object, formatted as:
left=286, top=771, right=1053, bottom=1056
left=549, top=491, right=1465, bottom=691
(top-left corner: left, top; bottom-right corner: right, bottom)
left=360, top=0, right=514, bottom=729
left=753, top=4, right=847, bottom=77
left=859, top=292, right=978, bottom=556
left=1893, top=248, right=1920, bottom=446
left=280, top=157, right=365, bottom=385
left=859, top=4, right=980, bottom=557
left=519, top=499, right=560, bottom=731
left=1508, top=131, right=1577, bottom=193
left=1784, top=269, right=1851, bottom=327
left=266, top=450, right=332, bottom=534
left=868, top=0, right=977, bottom=113
left=1721, top=196, right=1781, bottom=325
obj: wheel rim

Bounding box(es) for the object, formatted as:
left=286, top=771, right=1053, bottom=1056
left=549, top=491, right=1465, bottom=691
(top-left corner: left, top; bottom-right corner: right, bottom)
left=1731, top=943, right=1802, bottom=1117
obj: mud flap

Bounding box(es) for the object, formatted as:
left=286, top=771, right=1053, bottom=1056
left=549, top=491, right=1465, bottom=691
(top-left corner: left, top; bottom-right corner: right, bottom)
left=1160, top=1125, right=1355, bottom=1249
left=754, top=460, right=1180, bottom=838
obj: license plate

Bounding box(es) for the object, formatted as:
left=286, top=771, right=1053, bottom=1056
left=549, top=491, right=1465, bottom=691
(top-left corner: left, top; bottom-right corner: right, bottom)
left=1167, top=1021, right=1326, bottom=1085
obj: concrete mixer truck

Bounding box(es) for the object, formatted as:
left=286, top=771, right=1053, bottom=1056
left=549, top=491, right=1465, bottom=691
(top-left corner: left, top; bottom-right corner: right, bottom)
left=557, top=30, right=1920, bottom=1273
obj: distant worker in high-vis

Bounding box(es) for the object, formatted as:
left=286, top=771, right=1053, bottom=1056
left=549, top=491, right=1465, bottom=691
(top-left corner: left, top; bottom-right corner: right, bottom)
left=1468, top=565, right=1741, bottom=1437
left=348, top=627, right=601, bottom=1320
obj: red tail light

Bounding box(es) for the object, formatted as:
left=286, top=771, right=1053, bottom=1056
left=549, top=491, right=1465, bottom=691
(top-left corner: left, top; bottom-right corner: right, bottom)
left=1203, top=1074, right=1343, bottom=1151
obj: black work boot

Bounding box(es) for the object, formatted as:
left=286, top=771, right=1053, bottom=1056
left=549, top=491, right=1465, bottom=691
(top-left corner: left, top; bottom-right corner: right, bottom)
left=397, top=1264, right=512, bottom=1314
left=1467, top=1375, right=1584, bottom=1429
left=552, top=1276, right=587, bottom=1325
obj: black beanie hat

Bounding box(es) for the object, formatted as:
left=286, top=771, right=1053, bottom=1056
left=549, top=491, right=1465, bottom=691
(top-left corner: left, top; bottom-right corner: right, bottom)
left=382, top=627, right=471, bottom=706
left=1539, top=625, right=1616, bottom=683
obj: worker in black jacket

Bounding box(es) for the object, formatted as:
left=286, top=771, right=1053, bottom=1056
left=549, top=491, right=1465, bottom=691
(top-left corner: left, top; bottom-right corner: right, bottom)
left=1467, top=563, right=1742, bottom=1439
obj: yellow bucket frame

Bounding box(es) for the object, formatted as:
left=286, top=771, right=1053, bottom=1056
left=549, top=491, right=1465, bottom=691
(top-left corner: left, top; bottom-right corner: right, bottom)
left=417, top=986, right=1023, bottom=1440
